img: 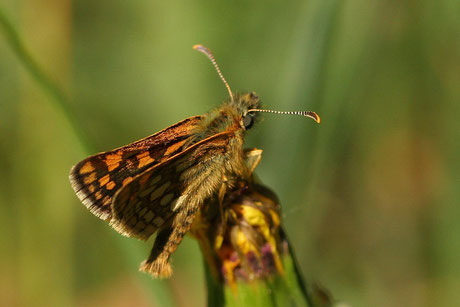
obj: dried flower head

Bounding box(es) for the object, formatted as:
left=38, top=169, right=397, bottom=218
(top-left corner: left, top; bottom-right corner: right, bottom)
left=191, top=149, right=288, bottom=285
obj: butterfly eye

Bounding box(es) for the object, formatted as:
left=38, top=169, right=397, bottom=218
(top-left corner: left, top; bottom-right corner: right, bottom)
left=242, top=113, right=254, bottom=130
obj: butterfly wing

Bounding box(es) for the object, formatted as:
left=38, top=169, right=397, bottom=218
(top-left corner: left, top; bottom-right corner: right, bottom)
left=69, top=116, right=202, bottom=220
left=109, top=130, right=235, bottom=241
left=110, top=130, right=237, bottom=278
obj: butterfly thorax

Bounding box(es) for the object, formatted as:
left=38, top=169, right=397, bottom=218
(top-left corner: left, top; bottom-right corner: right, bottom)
left=185, top=92, right=261, bottom=175
left=193, top=92, right=260, bottom=140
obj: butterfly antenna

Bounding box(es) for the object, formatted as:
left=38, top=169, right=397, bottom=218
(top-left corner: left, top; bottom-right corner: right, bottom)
left=247, top=109, right=321, bottom=123
left=193, top=44, right=234, bottom=102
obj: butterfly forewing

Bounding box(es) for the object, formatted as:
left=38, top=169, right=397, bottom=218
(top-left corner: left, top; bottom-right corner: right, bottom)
left=69, top=116, right=202, bottom=220
left=109, top=131, right=235, bottom=241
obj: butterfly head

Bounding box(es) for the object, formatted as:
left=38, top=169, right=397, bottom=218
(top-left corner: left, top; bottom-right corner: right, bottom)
left=194, top=44, right=321, bottom=133
left=231, top=91, right=261, bottom=130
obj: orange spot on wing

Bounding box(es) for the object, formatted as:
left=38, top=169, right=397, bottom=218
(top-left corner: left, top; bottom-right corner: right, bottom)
left=106, top=181, right=116, bottom=190
left=99, top=174, right=110, bottom=187
left=107, top=162, right=120, bottom=172
left=79, top=162, right=95, bottom=174
left=105, top=153, right=122, bottom=171
left=95, top=191, right=102, bottom=200
left=84, top=172, right=96, bottom=184
left=122, top=177, right=133, bottom=186
left=106, top=153, right=123, bottom=161
left=136, top=151, right=150, bottom=158
left=88, top=185, right=96, bottom=193
left=164, top=139, right=187, bottom=156
left=137, top=152, right=155, bottom=168
left=102, top=196, right=111, bottom=205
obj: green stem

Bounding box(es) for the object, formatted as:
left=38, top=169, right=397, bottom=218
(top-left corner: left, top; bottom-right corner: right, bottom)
left=204, top=261, right=225, bottom=307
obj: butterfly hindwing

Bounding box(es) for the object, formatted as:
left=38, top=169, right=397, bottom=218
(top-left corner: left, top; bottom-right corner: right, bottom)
left=109, top=131, right=235, bottom=240
left=69, top=116, right=202, bottom=220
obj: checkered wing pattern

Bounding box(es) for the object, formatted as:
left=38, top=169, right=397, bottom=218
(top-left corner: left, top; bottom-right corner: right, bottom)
left=69, top=116, right=202, bottom=220
left=109, top=131, right=234, bottom=240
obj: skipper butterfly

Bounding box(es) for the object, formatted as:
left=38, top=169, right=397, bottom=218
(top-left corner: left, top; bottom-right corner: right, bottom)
left=69, top=45, right=320, bottom=278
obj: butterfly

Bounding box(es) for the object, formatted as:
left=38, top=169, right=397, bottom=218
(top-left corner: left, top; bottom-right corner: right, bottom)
left=69, top=45, right=320, bottom=278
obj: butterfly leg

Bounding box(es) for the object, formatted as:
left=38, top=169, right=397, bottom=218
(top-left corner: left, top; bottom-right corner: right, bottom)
left=139, top=202, right=200, bottom=278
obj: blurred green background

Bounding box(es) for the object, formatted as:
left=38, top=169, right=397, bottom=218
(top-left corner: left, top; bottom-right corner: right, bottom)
left=0, top=0, right=458, bottom=306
